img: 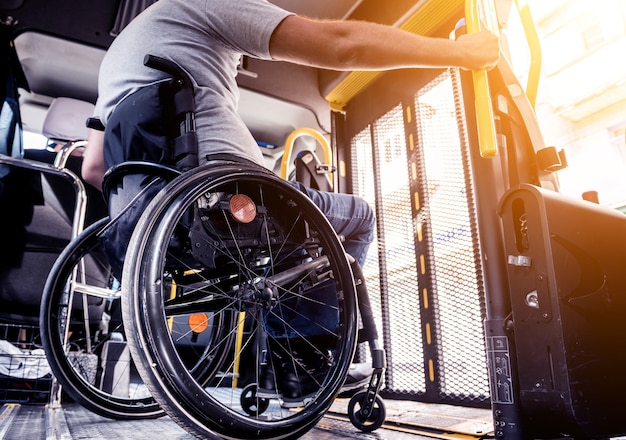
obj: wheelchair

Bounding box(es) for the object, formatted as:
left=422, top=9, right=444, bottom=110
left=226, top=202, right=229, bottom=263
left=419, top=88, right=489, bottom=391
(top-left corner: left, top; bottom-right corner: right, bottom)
left=43, top=55, right=387, bottom=438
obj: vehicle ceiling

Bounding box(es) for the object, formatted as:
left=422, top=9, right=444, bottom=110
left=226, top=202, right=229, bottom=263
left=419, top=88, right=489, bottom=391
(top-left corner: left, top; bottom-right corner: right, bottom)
left=0, top=0, right=423, bottom=147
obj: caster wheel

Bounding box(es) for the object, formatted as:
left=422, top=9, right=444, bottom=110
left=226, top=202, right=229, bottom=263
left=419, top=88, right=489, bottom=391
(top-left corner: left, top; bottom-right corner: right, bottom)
left=240, top=383, right=270, bottom=416
left=347, top=390, right=386, bottom=432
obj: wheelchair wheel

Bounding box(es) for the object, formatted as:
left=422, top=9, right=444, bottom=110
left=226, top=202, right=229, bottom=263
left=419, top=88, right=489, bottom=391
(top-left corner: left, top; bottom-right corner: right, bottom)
left=122, top=163, right=358, bottom=439
left=347, top=390, right=386, bottom=432
left=40, top=218, right=164, bottom=419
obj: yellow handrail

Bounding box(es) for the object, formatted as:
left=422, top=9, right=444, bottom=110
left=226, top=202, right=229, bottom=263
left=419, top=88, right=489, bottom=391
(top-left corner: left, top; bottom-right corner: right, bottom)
left=280, top=128, right=333, bottom=183
left=515, top=0, right=542, bottom=109
left=465, top=0, right=498, bottom=158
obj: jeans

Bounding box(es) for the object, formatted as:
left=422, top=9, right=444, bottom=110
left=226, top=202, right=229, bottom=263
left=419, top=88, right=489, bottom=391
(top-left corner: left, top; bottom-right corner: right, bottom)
left=267, top=182, right=375, bottom=341
left=288, top=181, right=375, bottom=266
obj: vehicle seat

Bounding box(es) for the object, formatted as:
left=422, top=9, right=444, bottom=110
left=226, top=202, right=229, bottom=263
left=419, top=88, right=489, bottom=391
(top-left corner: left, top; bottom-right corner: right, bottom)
left=25, top=97, right=106, bottom=224
left=294, top=150, right=333, bottom=192
left=42, top=97, right=94, bottom=144
left=0, top=97, right=106, bottom=323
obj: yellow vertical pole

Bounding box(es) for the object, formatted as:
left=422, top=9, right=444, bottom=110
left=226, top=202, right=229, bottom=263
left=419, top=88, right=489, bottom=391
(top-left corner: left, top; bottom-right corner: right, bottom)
left=232, top=311, right=246, bottom=388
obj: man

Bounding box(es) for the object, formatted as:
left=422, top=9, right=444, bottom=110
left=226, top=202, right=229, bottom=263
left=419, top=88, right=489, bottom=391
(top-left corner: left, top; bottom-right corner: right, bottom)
left=83, top=1, right=498, bottom=182
left=81, top=0, right=499, bottom=403
left=82, top=0, right=498, bottom=266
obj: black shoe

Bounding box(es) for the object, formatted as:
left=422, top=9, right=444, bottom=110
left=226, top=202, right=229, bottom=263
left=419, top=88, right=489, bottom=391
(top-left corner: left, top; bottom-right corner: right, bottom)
left=339, top=362, right=373, bottom=395
left=261, top=337, right=332, bottom=408
left=279, top=363, right=329, bottom=408
left=257, top=362, right=281, bottom=399
left=256, top=360, right=326, bottom=407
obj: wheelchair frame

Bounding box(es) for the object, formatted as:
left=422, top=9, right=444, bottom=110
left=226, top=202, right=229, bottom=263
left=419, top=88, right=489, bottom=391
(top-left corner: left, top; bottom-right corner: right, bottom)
left=32, top=55, right=387, bottom=438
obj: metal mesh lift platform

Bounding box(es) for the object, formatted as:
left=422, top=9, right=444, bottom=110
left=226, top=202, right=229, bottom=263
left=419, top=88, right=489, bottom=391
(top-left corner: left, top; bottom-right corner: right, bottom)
left=0, top=400, right=493, bottom=440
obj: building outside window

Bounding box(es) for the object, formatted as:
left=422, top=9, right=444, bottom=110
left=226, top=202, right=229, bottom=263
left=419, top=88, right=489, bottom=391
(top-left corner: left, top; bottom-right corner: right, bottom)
left=523, top=0, right=626, bottom=209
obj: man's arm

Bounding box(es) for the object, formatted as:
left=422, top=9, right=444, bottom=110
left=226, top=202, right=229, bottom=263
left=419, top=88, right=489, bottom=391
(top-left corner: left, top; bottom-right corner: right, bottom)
left=81, top=128, right=106, bottom=191
left=269, top=16, right=499, bottom=71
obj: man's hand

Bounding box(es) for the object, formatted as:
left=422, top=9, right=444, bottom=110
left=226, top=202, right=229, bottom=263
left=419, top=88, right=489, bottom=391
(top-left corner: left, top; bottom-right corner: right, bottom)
left=455, top=31, right=500, bottom=70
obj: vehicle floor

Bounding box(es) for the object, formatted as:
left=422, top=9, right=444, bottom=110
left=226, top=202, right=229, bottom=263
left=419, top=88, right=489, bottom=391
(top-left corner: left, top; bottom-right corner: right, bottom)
left=0, top=397, right=494, bottom=440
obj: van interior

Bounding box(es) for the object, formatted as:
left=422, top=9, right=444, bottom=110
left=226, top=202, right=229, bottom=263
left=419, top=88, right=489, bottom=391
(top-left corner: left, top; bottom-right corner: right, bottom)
left=3, top=1, right=626, bottom=439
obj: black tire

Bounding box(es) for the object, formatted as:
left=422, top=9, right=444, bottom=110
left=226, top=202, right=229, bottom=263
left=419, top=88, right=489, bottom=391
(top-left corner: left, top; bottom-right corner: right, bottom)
left=40, top=218, right=164, bottom=419
left=122, top=163, right=358, bottom=439
left=240, top=383, right=270, bottom=416
left=347, top=390, right=386, bottom=432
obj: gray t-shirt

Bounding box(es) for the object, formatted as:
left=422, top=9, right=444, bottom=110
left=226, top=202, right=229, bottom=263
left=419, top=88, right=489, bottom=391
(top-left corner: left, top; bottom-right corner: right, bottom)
left=94, top=0, right=293, bottom=165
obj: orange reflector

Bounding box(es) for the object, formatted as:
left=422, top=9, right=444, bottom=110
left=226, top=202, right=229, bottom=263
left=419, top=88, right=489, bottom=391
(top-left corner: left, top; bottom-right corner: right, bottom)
left=188, top=313, right=209, bottom=333
left=229, top=194, right=256, bottom=223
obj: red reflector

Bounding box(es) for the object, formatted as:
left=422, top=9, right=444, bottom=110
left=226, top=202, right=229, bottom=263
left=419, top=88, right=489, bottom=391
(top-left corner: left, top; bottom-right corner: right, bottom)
left=188, top=313, right=209, bottom=333
left=229, top=194, right=257, bottom=223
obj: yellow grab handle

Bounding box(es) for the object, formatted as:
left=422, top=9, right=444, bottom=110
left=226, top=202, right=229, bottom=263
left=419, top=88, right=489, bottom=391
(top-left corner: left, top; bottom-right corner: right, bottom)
left=465, top=0, right=498, bottom=158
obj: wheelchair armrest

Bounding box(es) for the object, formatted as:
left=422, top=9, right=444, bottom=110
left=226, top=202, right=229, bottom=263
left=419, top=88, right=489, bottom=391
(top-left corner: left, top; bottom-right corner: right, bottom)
left=102, top=161, right=181, bottom=202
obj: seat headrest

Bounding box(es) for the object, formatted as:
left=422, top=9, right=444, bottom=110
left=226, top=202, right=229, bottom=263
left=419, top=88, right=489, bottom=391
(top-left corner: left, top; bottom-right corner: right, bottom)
left=42, top=97, right=95, bottom=142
